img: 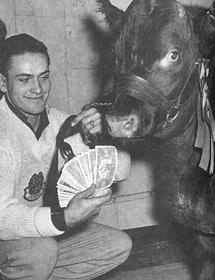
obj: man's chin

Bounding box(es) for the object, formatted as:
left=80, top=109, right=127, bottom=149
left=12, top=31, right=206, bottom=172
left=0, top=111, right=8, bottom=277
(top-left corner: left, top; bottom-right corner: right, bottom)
left=21, top=106, right=46, bottom=117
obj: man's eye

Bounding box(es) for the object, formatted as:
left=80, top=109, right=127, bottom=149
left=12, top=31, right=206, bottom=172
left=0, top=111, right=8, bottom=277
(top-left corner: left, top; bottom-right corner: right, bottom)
left=19, top=78, right=29, bottom=83
left=41, top=75, right=50, bottom=80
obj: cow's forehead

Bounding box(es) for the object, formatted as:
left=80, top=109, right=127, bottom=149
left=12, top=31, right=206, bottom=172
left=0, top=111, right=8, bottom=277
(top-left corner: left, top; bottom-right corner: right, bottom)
left=178, top=0, right=213, bottom=8
left=115, top=0, right=191, bottom=55
left=123, top=0, right=190, bottom=35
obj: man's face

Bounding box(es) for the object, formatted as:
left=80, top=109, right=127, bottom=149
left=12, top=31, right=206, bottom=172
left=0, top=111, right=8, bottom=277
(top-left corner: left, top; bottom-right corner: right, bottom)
left=6, top=52, right=51, bottom=117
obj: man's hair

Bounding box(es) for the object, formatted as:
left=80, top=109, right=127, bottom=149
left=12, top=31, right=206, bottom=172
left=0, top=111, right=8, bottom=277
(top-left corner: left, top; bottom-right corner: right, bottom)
left=0, top=33, right=50, bottom=76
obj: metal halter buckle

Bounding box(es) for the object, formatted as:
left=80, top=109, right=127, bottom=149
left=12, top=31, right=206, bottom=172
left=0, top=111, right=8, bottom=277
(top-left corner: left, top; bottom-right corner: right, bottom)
left=162, top=106, right=181, bottom=128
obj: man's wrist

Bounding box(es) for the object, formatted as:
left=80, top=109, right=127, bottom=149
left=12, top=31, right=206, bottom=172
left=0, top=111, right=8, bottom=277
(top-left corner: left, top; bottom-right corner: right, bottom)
left=50, top=207, right=67, bottom=231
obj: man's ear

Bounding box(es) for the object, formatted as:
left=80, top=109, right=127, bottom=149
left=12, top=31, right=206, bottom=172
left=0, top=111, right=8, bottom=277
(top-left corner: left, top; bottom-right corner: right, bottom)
left=97, top=0, right=124, bottom=35
left=0, top=73, right=7, bottom=93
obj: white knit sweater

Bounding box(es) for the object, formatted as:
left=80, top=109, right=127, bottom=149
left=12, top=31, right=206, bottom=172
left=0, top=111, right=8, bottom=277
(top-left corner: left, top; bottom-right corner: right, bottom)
left=0, top=97, right=89, bottom=240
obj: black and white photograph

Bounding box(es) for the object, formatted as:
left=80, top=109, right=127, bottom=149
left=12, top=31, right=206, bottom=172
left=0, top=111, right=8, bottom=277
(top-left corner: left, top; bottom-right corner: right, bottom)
left=0, top=0, right=214, bottom=279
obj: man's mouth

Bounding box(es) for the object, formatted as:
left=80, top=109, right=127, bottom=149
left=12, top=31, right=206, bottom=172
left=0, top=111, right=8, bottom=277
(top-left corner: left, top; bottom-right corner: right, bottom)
left=25, top=95, right=45, bottom=100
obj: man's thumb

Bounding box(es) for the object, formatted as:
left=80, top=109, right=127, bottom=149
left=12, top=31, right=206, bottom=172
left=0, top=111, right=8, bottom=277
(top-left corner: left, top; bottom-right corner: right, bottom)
left=80, top=184, right=96, bottom=198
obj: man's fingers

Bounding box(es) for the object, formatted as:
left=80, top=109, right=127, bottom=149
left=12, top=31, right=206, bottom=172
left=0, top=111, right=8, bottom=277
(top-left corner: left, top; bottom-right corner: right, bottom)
left=71, top=108, right=99, bottom=127
left=91, top=206, right=100, bottom=216
left=65, top=187, right=112, bottom=227
left=84, top=206, right=101, bottom=222
left=88, top=126, right=101, bottom=135
left=81, top=112, right=101, bottom=127
left=90, top=188, right=112, bottom=205
left=84, top=118, right=101, bottom=132
left=89, top=210, right=100, bottom=221
left=79, top=184, right=96, bottom=198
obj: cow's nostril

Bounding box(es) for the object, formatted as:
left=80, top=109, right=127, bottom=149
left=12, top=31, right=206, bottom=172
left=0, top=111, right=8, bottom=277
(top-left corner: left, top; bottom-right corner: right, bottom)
left=105, top=114, right=140, bottom=138
left=123, top=115, right=139, bottom=133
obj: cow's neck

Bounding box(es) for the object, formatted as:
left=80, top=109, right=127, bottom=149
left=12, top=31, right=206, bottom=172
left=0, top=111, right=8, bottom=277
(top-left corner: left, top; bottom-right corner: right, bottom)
left=152, top=97, right=215, bottom=233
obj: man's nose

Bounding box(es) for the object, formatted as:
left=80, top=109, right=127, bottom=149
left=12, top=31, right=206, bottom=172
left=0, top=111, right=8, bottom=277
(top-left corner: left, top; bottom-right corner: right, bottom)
left=31, top=79, right=42, bottom=94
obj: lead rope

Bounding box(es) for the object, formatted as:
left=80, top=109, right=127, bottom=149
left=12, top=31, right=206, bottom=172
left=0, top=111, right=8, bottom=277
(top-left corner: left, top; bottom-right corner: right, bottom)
left=195, top=59, right=215, bottom=174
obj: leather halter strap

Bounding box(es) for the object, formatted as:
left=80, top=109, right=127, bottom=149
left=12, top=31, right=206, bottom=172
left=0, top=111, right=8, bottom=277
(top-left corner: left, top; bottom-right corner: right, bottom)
left=113, top=63, right=198, bottom=131
left=114, top=74, right=170, bottom=110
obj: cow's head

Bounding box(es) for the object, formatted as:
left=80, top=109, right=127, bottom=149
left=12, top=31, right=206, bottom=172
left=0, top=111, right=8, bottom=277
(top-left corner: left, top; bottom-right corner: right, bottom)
left=98, top=0, right=215, bottom=147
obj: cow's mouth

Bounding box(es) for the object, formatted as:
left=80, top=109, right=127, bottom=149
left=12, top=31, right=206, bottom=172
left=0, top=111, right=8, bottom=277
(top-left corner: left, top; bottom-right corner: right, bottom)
left=105, top=113, right=141, bottom=139
left=102, top=92, right=146, bottom=140
left=102, top=112, right=147, bottom=150
left=102, top=87, right=163, bottom=143
left=100, top=73, right=170, bottom=141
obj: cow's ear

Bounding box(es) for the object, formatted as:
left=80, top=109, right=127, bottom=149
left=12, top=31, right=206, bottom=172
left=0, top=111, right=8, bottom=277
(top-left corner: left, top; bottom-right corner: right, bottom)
left=176, top=2, right=186, bottom=18
left=188, top=5, right=215, bottom=42
left=205, top=5, right=215, bottom=39
left=0, top=18, right=6, bottom=40
left=182, top=0, right=215, bottom=39
left=186, top=3, right=215, bottom=58
left=97, top=0, right=124, bottom=34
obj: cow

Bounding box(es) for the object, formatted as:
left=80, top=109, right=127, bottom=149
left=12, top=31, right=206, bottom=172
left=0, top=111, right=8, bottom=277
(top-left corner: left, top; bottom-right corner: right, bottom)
left=94, top=0, right=215, bottom=279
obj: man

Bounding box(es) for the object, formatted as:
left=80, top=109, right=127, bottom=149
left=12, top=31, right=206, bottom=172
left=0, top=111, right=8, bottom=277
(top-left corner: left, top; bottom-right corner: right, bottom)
left=0, top=33, right=132, bottom=280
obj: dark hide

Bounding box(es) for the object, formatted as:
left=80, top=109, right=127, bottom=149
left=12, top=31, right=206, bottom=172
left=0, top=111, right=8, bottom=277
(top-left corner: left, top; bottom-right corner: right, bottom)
left=97, top=0, right=215, bottom=279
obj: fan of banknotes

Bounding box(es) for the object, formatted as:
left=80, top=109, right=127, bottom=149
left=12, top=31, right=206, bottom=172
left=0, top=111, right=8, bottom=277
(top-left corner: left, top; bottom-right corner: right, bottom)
left=57, top=146, right=117, bottom=207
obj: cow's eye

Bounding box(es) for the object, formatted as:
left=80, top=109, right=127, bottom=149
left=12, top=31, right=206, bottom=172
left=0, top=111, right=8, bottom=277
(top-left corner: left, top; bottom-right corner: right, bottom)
left=169, top=51, right=179, bottom=61
left=160, top=49, right=180, bottom=68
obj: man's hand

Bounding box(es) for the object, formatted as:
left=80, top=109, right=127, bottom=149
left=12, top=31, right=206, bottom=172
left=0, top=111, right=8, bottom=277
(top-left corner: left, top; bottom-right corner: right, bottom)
left=71, top=107, right=102, bottom=137
left=64, top=184, right=112, bottom=228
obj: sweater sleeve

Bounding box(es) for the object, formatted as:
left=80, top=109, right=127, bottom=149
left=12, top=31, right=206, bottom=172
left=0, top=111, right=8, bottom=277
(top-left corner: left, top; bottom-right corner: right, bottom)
left=0, top=147, right=64, bottom=240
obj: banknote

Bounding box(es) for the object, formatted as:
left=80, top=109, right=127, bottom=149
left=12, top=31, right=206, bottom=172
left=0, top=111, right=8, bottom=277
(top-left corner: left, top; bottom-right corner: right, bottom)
left=57, top=146, right=117, bottom=207
left=95, top=146, right=117, bottom=188
left=77, top=152, right=93, bottom=186
left=89, top=149, right=96, bottom=184
left=63, top=159, right=88, bottom=188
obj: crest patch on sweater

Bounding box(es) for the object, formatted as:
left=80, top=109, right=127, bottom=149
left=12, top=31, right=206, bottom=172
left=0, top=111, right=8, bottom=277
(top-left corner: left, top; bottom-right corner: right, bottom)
left=24, top=172, right=45, bottom=201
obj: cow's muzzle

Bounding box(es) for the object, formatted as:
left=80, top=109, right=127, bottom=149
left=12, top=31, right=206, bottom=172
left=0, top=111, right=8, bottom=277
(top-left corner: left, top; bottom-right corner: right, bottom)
left=113, top=74, right=171, bottom=111
left=103, top=74, right=173, bottom=139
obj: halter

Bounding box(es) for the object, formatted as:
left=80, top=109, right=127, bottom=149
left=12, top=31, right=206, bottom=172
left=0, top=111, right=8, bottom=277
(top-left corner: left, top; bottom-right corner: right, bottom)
left=104, top=58, right=215, bottom=174
left=83, top=60, right=199, bottom=142
left=105, top=2, right=215, bottom=136
left=111, top=62, right=199, bottom=136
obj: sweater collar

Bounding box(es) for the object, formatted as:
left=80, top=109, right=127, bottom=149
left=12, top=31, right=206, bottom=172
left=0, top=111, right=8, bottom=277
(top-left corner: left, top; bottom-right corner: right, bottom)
left=5, top=96, right=49, bottom=140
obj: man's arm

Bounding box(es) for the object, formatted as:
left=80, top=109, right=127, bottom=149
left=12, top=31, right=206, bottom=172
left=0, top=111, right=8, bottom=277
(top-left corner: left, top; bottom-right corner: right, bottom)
left=0, top=145, right=112, bottom=239
left=0, top=147, right=64, bottom=240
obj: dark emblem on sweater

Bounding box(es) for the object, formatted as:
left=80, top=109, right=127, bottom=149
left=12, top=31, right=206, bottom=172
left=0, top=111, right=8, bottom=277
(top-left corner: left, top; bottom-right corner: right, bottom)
left=24, top=172, right=45, bottom=201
